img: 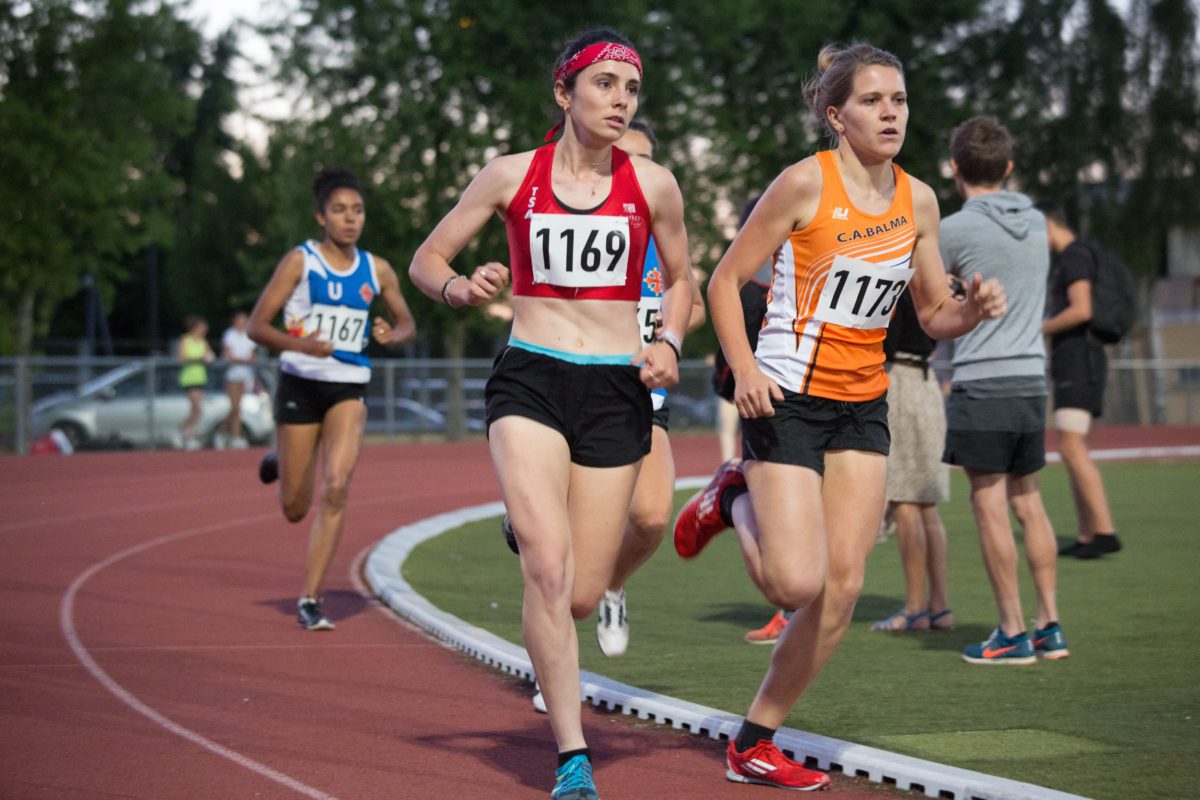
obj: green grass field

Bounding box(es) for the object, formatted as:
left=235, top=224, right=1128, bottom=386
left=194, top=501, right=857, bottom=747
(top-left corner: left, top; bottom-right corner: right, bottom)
left=403, top=461, right=1200, bottom=800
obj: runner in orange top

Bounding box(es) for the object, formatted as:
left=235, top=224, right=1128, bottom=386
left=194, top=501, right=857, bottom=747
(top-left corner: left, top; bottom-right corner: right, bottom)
left=674, top=42, right=1006, bottom=791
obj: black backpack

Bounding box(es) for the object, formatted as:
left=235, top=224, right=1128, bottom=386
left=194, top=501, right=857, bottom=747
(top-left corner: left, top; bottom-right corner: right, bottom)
left=1081, top=241, right=1137, bottom=344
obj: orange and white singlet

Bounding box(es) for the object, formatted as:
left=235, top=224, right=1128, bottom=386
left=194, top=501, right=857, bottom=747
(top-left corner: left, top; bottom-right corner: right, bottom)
left=755, top=150, right=917, bottom=401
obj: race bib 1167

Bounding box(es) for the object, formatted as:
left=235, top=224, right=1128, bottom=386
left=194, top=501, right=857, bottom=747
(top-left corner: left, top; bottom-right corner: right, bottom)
left=307, top=303, right=369, bottom=353
left=530, top=213, right=630, bottom=288
left=812, top=255, right=914, bottom=330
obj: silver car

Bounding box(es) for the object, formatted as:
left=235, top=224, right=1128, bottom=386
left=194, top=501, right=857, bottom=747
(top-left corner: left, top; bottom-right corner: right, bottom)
left=31, top=362, right=275, bottom=449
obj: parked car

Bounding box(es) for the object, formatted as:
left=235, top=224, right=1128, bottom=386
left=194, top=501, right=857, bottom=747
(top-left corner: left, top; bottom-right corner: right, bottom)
left=31, top=362, right=274, bottom=450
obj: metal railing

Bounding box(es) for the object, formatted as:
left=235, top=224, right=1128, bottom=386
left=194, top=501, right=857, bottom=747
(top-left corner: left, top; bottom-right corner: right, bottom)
left=3, top=355, right=1199, bottom=454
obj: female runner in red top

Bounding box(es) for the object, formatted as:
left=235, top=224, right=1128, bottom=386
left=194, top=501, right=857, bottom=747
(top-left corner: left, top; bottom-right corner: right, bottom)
left=409, top=27, right=694, bottom=800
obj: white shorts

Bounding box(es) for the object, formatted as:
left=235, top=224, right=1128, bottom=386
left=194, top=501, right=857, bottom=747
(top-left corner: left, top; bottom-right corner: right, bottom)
left=225, top=364, right=256, bottom=390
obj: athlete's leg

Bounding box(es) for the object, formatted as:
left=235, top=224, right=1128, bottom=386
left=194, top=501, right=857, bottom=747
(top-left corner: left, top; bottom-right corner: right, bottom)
left=717, top=397, right=740, bottom=463
left=742, top=450, right=886, bottom=728
left=301, top=398, right=366, bottom=598
left=729, top=460, right=827, bottom=608
left=277, top=422, right=321, bottom=522
left=609, top=425, right=673, bottom=590
left=488, top=415, right=583, bottom=753
left=569, top=460, right=641, bottom=616
left=966, top=468, right=1025, bottom=635
left=1007, top=472, right=1059, bottom=629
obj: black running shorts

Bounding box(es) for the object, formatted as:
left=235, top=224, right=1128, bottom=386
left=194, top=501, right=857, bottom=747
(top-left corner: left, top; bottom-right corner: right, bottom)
left=485, top=346, right=652, bottom=468
left=740, top=389, right=890, bottom=474
left=275, top=372, right=367, bottom=425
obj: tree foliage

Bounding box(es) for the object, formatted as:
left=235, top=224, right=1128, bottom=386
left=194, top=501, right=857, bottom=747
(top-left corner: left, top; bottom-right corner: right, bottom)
left=1, top=0, right=1197, bottom=356
left=0, top=0, right=201, bottom=354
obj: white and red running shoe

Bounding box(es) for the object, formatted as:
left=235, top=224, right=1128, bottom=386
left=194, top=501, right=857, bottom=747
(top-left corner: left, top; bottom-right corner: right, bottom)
left=673, top=460, right=745, bottom=559
left=726, top=739, right=831, bottom=791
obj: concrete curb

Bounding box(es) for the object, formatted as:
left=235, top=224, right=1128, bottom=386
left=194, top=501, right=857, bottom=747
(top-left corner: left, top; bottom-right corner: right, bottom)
left=364, top=479, right=1089, bottom=800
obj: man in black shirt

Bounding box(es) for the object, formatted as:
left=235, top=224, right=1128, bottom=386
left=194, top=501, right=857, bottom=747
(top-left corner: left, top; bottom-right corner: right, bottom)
left=1036, top=201, right=1121, bottom=559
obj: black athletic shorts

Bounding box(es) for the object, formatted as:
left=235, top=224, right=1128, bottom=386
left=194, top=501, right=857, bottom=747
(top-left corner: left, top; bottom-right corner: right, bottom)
left=1051, top=337, right=1107, bottom=417
left=485, top=345, right=652, bottom=468
left=740, top=389, right=890, bottom=474
left=942, top=388, right=1046, bottom=476
left=275, top=372, right=367, bottom=425
left=652, top=402, right=670, bottom=432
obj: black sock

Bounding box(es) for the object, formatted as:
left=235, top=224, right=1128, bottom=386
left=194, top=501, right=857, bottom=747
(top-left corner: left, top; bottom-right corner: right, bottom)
left=734, top=720, right=776, bottom=753
left=1040, top=620, right=1059, bottom=631
left=720, top=484, right=749, bottom=527
left=558, top=748, right=591, bottom=768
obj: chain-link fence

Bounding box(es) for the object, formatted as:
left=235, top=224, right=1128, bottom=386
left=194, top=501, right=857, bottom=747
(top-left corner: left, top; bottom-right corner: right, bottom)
left=3, top=355, right=1199, bottom=454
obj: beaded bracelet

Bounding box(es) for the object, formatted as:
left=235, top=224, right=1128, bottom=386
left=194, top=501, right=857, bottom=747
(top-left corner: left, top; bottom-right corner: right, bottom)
left=441, top=274, right=466, bottom=307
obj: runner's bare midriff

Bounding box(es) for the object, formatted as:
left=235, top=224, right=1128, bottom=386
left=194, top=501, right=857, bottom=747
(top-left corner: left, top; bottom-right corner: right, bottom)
left=511, top=295, right=641, bottom=355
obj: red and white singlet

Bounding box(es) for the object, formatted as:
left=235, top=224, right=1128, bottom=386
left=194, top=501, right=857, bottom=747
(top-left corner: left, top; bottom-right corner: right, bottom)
left=505, top=142, right=650, bottom=302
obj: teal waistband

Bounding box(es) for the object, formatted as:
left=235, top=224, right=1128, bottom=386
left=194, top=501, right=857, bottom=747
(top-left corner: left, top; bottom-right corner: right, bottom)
left=508, top=336, right=634, bottom=366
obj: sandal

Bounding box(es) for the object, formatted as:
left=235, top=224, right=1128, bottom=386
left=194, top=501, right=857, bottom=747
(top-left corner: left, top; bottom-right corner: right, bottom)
left=927, top=608, right=955, bottom=630
left=870, top=609, right=929, bottom=632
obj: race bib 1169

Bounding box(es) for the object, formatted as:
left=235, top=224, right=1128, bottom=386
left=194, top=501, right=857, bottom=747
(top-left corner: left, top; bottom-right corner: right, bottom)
left=307, top=304, right=369, bottom=353
left=530, top=213, right=630, bottom=288
left=813, top=255, right=914, bottom=330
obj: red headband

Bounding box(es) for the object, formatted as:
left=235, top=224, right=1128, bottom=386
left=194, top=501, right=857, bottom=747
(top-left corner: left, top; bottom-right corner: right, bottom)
left=545, top=42, right=643, bottom=142
left=554, top=41, right=643, bottom=85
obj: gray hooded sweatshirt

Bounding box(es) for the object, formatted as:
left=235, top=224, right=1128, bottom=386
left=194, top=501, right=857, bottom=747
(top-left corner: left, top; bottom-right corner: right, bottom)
left=939, top=191, right=1049, bottom=388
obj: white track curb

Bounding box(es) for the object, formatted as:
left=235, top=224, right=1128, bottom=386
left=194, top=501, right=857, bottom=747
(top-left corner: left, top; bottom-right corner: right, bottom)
left=365, top=478, right=1089, bottom=800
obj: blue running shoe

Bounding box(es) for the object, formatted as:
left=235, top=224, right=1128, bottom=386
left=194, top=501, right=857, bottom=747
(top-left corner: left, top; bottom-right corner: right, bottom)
left=1034, top=623, right=1070, bottom=660
left=962, top=628, right=1036, bottom=665
left=552, top=755, right=599, bottom=800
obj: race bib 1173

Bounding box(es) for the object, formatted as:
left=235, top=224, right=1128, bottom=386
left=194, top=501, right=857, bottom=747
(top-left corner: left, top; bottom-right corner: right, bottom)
left=812, top=255, right=914, bottom=330
left=530, top=213, right=630, bottom=288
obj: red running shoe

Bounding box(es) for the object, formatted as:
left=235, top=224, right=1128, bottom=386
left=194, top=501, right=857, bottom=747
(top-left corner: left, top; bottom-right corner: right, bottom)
left=673, top=460, right=745, bottom=559
left=726, top=739, right=831, bottom=791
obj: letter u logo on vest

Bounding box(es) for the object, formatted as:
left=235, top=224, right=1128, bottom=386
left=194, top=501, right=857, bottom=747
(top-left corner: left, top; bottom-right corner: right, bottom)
left=328, top=283, right=343, bottom=301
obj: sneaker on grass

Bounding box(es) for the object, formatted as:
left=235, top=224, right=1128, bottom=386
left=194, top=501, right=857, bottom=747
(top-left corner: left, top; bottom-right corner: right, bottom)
left=745, top=610, right=788, bottom=644
left=1033, top=623, right=1070, bottom=660
left=674, top=460, right=744, bottom=559
left=725, top=739, right=830, bottom=791
left=501, top=513, right=519, bottom=555
left=962, top=627, right=1035, bottom=665
left=596, top=589, right=628, bottom=657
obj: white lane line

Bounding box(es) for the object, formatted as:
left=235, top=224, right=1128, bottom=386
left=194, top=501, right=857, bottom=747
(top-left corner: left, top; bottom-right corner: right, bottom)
left=1045, top=444, right=1200, bottom=462
left=60, top=513, right=340, bottom=800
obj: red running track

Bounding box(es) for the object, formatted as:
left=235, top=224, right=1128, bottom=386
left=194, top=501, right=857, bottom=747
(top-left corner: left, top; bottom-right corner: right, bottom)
left=1, top=428, right=1196, bottom=799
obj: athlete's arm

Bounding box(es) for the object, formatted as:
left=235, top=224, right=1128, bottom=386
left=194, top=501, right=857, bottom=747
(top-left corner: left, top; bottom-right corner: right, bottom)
left=631, top=160, right=694, bottom=388
left=409, top=155, right=527, bottom=308
left=709, top=159, right=819, bottom=418
left=372, top=257, right=418, bottom=346
left=909, top=180, right=1006, bottom=339
left=1042, top=279, right=1091, bottom=335
left=245, top=249, right=334, bottom=358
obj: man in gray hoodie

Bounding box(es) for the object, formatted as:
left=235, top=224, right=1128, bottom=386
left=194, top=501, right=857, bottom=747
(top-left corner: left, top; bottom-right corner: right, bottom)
left=940, top=116, right=1068, bottom=665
